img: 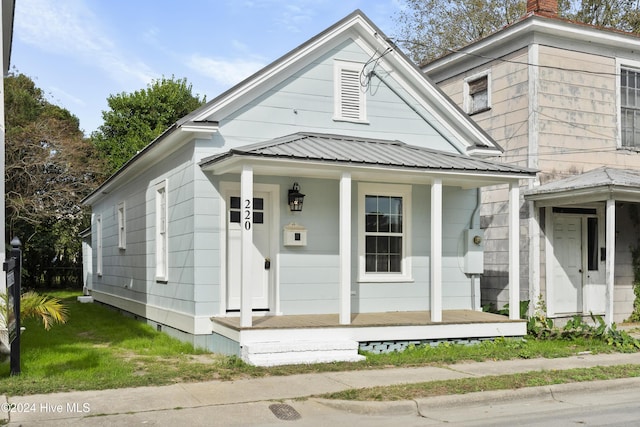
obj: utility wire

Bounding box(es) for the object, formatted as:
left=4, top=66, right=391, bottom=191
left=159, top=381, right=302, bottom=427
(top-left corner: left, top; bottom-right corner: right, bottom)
left=393, top=38, right=627, bottom=78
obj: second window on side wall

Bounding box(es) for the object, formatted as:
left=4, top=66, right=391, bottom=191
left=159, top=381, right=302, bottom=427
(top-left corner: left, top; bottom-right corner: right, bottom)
left=117, top=201, right=126, bottom=250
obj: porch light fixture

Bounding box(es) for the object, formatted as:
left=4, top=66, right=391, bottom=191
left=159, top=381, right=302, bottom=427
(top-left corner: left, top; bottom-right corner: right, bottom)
left=288, top=182, right=305, bottom=212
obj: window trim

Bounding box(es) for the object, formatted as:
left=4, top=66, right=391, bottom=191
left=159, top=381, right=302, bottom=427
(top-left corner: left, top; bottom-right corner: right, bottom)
left=464, top=71, right=491, bottom=115
left=617, top=58, right=640, bottom=150
left=117, top=201, right=126, bottom=250
left=333, top=59, right=368, bottom=123
left=96, top=214, right=102, bottom=277
left=358, top=183, right=412, bottom=283
left=155, top=180, right=168, bottom=282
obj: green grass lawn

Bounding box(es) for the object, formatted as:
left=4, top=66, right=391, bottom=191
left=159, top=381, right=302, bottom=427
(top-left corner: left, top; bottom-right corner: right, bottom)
left=1, top=291, right=639, bottom=397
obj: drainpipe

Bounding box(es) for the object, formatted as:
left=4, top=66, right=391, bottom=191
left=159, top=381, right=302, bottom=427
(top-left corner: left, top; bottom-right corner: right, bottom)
left=470, top=188, right=482, bottom=311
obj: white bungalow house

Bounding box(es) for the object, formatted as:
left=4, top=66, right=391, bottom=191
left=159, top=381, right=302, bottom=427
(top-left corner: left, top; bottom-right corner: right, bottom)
left=81, top=10, right=535, bottom=366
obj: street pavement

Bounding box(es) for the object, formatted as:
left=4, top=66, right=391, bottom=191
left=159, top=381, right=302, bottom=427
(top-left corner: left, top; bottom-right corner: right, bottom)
left=2, top=352, right=640, bottom=426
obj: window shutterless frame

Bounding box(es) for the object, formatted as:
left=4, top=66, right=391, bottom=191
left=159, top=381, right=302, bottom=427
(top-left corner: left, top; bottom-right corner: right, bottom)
left=155, top=180, right=168, bottom=282
left=358, top=183, right=412, bottom=282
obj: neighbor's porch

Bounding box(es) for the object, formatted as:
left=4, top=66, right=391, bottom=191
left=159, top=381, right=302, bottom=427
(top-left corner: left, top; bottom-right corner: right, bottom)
left=525, top=167, right=640, bottom=326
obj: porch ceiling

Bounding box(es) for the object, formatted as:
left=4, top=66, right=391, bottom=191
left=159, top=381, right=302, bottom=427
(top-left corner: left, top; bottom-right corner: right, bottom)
left=525, top=167, right=640, bottom=206
left=199, top=132, right=536, bottom=188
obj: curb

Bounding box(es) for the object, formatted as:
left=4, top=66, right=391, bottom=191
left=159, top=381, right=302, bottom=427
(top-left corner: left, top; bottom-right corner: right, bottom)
left=314, top=377, right=640, bottom=417
left=418, top=376, right=640, bottom=409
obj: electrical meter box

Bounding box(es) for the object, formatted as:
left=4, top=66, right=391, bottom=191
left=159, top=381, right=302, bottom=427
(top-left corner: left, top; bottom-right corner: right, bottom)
left=463, top=229, right=484, bottom=274
left=284, top=223, right=307, bottom=246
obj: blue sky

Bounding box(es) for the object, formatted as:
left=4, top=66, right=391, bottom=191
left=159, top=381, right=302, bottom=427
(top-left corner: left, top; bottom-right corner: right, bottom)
left=12, top=0, right=403, bottom=135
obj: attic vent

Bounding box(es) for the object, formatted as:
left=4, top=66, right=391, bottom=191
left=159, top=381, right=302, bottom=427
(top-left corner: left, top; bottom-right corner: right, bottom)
left=334, top=60, right=367, bottom=123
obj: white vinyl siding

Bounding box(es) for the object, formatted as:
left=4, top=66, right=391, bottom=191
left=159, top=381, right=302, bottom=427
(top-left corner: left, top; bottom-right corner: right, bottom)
left=155, top=180, right=168, bottom=282
left=358, top=183, right=412, bottom=282
left=334, top=60, right=367, bottom=123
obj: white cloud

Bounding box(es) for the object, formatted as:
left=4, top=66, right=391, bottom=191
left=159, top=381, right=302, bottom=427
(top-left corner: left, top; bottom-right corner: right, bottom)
left=187, top=54, right=265, bottom=87
left=48, top=86, right=86, bottom=107
left=238, top=0, right=325, bottom=33
left=15, top=0, right=155, bottom=86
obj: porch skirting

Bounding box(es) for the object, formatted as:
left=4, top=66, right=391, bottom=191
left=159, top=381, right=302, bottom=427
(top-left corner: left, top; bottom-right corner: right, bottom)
left=211, top=310, right=525, bottom=366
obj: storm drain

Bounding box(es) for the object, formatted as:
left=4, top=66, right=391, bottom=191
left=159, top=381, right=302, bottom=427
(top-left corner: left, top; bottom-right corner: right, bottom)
left=269, top=403, right=301, bottom=421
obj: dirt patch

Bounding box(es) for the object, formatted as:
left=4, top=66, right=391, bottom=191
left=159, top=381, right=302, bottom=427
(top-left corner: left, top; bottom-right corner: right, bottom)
left=186, top=354, right=228, bottom=364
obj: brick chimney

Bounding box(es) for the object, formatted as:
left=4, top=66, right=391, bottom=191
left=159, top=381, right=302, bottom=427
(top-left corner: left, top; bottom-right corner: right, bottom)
left=527, top=0, right=558, bottom=16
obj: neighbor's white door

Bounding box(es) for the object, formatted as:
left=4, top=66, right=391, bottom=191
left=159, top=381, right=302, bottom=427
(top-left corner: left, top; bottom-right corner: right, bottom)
left=226, top=192, right=270, bottom=310
left=552, top=215, right=583, bottom=314
left=583, top=216, right=606, bottom=314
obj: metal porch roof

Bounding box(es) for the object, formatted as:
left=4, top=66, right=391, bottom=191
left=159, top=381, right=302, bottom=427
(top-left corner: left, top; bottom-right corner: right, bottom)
left=524, top=167, right=640, bottom=203
left=199, top=132, right=535, bottom=176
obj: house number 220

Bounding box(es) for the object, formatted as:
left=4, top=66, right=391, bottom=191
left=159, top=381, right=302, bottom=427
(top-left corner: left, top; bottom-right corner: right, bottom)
left=244, top=199, right=252, bottom=230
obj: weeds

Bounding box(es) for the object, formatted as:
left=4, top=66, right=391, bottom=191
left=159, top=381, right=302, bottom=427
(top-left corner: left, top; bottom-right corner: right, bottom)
left=526, top=299, right=640, bottom=352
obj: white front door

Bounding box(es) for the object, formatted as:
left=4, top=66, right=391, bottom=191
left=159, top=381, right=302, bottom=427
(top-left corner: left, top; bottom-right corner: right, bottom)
left=226, top=192, right=270, bottom=311
left=551, top=211, right=606, bottom=316
left=552, top=215, right=583, bottom=314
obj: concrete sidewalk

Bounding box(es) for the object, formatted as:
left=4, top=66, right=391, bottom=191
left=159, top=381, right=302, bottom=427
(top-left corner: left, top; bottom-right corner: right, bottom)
left=2, top=352, right=640, bottom=425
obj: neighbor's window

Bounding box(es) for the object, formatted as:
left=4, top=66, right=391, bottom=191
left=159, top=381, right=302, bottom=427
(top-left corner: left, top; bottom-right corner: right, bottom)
left=465, top=73, right=490, bottom=114
left=117, top=201, right=126, bottom=250
left=358, top=183, right=412, bottom=282
left=621, top=67, right=640, bottom=148
left=587, top=217, right=598, bottom=271
left=334, top=60, right=367, bottom=123
left=155, top=180, right=168, bottom=282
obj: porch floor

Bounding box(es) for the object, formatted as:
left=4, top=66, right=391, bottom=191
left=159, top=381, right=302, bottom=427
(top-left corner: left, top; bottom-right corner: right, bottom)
left=212, top=310, right=519, bottom=330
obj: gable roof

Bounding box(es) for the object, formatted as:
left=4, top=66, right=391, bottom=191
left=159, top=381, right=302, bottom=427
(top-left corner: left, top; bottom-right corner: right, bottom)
left=524, top=167, right=640, bottom=204
left=84, top=10, right=506, bottom=205
left=181, top=10, right=499, bottom=153
left=423, top=12, right=640, bottom=79
left=200, top=132, right=535, bottom=186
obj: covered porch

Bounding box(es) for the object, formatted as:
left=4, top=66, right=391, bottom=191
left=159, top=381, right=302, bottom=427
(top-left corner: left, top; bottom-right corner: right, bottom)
left=200, top=133, right=536, bottom=365
left=525, top=167, right=640, bottom=326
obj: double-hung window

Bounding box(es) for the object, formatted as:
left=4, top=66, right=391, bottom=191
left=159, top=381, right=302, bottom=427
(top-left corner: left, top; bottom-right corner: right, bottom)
left=117, top=201, right=126, bottom=250
left=358, top=183, right=412, bottom=282
left=621, top=67, right=640, bottom=148
left=96, top=214, right=102, bottom=277
left=155, top=180, right=168, bottom=282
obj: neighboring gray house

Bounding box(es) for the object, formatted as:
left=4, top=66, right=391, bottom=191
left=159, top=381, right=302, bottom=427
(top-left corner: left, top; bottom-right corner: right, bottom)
left=423, top=0, right=640, bottom=325
left=82, top=11, right=534, bottom=366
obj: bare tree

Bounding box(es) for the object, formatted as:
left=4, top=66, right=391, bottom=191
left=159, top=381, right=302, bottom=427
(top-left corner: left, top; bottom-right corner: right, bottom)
left=395, top=0, right=640, bottom=64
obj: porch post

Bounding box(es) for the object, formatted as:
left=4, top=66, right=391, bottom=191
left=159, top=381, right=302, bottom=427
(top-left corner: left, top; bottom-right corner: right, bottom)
left=529, top=200, right=540, bottom=317
left=508, top=181, right=520, bottom=320
left=339, top=172, right=351, bottom=325
left=240, top=165, right=253, bottom=328
left=430, top=178, right=442, bottom=322
left=605, top=198, right=616, bottom=327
